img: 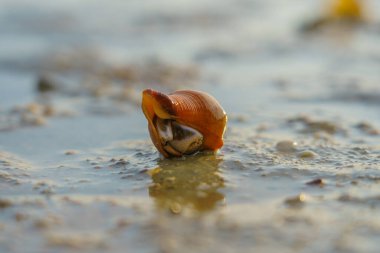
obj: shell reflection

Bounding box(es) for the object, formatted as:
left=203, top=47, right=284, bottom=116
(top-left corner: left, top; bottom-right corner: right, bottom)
left=148, top=154, right=225, bottom=214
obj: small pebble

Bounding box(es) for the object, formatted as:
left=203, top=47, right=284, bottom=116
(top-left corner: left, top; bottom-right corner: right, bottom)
left=115, top=219, right=130, bottom=230
left=0, top=199, right=12, bottom=208
left=306, top=178, right=324, bottom=186
left=25, top=103, right=41, bottom=114
left=284, top=193, right=307, bottom=207
left=298, top=150, right=317, bottom=159
left=164, top=177, right=176, bottom=188
left=65, top=150, right=78, bottom=155
left=169, top=202, right=182, bottom=214
left=40, top=187, right=55, bottom=195
left=36, top=75, right=57, bottom=92
left=21, top=114, right=46, bottom=126
left=43, top=106, right=55, bottom=117
left=356, top=121, right=380, bottom=135
left=351, top=180, right=359, bottom=185
left=276, top=140, right=298, bottom=152
left=230, top=114, right=248, bottom=123
left=34, top=215, right=62, bottom=229
left=14, top=212, right=28, bottom=222
left=256, top=123, right=269, bottom=132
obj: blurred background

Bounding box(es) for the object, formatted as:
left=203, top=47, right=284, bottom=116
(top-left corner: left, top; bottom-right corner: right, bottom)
left=1, top=0, right=380, bottom=104
left=1, top=0, right=380, bottom=132
left=1, top=0, right=380, bottom=252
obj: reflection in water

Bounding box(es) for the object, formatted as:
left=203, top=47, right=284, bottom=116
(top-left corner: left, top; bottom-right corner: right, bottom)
left=148, top=154, right=225, bottom=214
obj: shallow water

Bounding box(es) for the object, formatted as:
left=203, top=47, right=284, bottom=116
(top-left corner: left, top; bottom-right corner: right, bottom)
left=1, top=0, right=380, bottom=252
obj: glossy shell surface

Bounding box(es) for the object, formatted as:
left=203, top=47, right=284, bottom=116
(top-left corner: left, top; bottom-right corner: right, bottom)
left=142, top=89, right=227, bottom=158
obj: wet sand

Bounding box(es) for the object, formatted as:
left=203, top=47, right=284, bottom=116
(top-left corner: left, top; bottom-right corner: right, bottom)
left=1, top=0, right=380, bottom=252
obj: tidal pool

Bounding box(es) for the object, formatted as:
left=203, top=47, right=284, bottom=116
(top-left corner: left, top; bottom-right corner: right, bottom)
left=1, top=0, right=380, bottom=252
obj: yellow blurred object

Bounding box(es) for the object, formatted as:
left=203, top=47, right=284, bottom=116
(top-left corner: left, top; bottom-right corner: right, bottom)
left=329, top=0, right=363, bottom=20
left=300, top=0, right=365, bottom=33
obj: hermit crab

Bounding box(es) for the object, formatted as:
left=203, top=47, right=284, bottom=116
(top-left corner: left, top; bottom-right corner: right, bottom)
left=141, top=89, right=227, bottom=158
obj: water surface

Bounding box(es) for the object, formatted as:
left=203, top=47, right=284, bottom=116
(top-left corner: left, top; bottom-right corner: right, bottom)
left=1, top=0, right=380, bottom=252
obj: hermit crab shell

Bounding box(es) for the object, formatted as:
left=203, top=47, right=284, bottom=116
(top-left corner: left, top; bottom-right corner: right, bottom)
left=141, top=89, right=227, bottom=158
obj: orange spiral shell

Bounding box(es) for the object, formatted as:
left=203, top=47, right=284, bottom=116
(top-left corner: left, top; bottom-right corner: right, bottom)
left=142, top=89, right=227, bottom=158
